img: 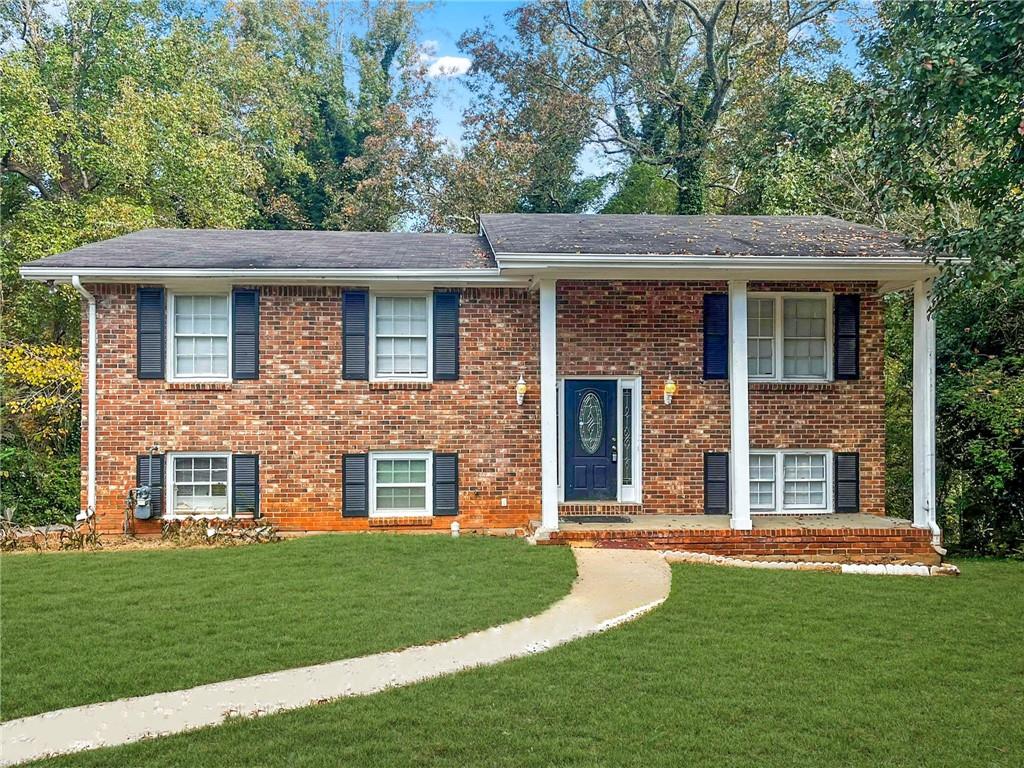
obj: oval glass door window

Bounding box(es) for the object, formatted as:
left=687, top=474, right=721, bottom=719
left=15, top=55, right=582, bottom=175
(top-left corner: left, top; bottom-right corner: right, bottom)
left=578, top=392, right=604, bottom=455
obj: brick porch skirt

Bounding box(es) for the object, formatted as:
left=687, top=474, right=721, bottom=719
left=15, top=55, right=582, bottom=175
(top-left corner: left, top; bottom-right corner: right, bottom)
left=542, top=524, right=939, bottom=565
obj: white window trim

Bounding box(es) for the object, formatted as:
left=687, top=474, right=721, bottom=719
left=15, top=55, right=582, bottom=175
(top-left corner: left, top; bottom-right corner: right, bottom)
left=617, top=378, right=642, bottom=503
left=369, top=293, right=433, bottom=382
left=747, top=292, right=833, bottom=383
left=748, top=452, right=778, bottom=511
left=165, top=451, right=232, bottom=520
left=749, top=449, right=833, bottom=514
left=369, top=450, right=433, bottom=517
left=167, top=291, right=232, bottom=382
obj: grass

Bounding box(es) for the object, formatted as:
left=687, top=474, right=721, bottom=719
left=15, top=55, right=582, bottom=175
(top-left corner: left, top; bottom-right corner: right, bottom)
left=23, top=558, right=1024, bottom=768
left=0, top=534, right=575, bottom=721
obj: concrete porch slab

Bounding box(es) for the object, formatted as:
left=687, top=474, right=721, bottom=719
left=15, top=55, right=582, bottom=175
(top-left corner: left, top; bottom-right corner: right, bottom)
left=556, top=513, right=916, bottom=532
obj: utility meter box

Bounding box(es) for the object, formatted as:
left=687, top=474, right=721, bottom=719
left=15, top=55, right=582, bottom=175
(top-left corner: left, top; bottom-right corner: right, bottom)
left=133, top=486, right=152, bottom=519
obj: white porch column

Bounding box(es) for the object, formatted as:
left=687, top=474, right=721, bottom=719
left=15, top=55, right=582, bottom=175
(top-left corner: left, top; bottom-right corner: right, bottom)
left=728, top=280, right=752, bottom=530
left=912, top=279, right=940, bottom=543
left=539, top=279, right=559, bottom=530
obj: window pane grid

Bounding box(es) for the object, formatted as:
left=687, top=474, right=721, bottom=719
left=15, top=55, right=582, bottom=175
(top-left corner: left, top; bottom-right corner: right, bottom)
left=749, top=454, right=776, bottom=508
left=174, top=295, right=229, bottom=378
left=783, top=298, right=827, bottom=378
left=782, top=454, right=827, bottom=509
left=375, top=458, right=428, bottom=512
left=375, top=297, right=428, bottom=377
left=747, top=298, right=775, bottom=377
left=172, top=457, right=228, bottom=514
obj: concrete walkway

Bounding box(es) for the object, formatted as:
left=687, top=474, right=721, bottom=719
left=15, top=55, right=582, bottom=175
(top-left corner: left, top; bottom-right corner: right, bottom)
left=1, top=548, right=670, bottom=766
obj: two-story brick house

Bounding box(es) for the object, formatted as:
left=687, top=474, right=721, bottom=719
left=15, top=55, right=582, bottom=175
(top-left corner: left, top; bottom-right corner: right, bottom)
left=20, top=214, right=944, bottom=562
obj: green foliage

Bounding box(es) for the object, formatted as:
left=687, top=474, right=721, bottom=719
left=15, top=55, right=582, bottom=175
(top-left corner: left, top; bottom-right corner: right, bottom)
left=0, top=446, right=80, bottom=526
left=602, top=162, right=677, bottom=215
left=859, top=0, right=1024, bottom=556
left=883, top=294, right=914, bottom=520
left=462, top=1, right=843, bottom=214
left=934, top=267, right=1024, bottom=556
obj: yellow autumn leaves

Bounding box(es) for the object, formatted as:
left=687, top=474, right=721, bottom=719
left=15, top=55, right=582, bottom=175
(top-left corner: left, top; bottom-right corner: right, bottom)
left=1, top=344, right=80, bottom=451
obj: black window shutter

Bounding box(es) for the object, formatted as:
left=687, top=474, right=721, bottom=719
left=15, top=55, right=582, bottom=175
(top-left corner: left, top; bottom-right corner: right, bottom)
left=343, top=454, right=369, bottom=517
left=136, top=287, right=165, bottom=379
left=433, top=292, right=460, bottom=381
left=704, top=452, right=729, bottom=514
left=342, top=291, right=369, bottom=380
left=834, top=452, right=860, bottom=513
left=834, top=294, right=860, bottom=380
left=232, top=455, right=260, bottom=517
left=433, top=453, right=458, bottom=516
left=232, top=289, right=259, bottom=380
left=136, top=454, right=164, bottom=517
left=703, top=293, right=729, bottom=380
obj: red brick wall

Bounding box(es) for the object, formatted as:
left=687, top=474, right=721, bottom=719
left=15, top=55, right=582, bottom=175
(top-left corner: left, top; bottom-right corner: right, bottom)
left=82, top=279, right=884, bottom=533
left=83, top=285, right=540, bottom=533
left=546, top=526, right=936, bottom=565
left=556, top=281, right=885, bottom=515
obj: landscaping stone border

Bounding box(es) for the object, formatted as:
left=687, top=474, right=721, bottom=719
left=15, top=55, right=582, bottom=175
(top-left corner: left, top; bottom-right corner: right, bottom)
left=662, top=550, right=960, bottom=576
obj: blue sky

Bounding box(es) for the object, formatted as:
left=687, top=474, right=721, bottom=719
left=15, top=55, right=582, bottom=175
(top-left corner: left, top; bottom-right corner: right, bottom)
left=414, top=1, right=519, bottom=145
left=412, top=1, right=872, bottom=169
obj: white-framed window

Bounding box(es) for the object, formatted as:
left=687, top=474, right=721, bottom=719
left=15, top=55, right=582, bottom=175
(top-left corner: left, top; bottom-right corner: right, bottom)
left=168, top=452, right=231, bottom=518
left=169, top=293, right=231, bottom=380
left=370, top=295, right=431, bottom=380
left=749, top=450, right=831, bottom=513
left=369, top=451, right=432, bottom=517
left=749, top=453, right=777, bottom=510
left=746, top=294, right=831, bottom=381
left=747, top=297, right=776, bottom=378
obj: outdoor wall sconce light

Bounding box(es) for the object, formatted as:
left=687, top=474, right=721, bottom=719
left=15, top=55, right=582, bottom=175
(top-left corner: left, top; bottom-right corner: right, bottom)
left=663, top=374, right=677, bottom=405
left=516, top=374, right=528, bottom=406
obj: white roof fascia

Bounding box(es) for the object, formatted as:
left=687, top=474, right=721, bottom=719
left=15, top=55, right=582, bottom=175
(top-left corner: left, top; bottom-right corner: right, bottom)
left=19, top=267, right=524, bottom=287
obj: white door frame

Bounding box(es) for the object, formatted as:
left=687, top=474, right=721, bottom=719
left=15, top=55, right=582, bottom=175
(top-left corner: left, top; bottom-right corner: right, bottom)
left=557, top=375, right=643, bottom=504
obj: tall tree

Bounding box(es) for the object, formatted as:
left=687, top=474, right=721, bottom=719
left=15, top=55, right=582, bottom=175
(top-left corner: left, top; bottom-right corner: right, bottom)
left=0, top=0, right=439, bottom=522
left=458, top=15, right=605, bottom=215
left=859, top=0, right=1024, bottom=555
left=225, top=0, right=435, bottom=231
left=463, top=0, right=841, bottom=215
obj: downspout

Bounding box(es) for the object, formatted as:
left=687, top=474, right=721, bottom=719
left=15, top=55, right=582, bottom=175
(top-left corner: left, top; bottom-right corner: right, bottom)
left=71, top=276, right=96, bottom=520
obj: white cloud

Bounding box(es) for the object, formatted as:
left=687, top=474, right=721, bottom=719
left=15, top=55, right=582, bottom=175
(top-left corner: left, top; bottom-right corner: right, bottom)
left=427, top=55, right=472, bottom=78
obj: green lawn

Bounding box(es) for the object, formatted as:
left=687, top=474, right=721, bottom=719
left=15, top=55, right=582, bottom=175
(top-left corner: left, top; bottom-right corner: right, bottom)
left=0, top=534, right=575, bottom=721
left=24, top=558, right=1024, bottom=768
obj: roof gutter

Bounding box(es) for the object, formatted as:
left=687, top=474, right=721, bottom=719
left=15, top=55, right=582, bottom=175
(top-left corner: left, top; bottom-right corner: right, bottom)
left=20, top=267, right=513, bottom=284
left=71, top=276, right=96, bottom=521
left=494, top=252, right=949, bottom=269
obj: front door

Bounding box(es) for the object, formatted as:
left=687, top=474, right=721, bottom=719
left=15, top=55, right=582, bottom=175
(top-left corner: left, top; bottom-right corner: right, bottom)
left=564, top=380, right=617, bottom=501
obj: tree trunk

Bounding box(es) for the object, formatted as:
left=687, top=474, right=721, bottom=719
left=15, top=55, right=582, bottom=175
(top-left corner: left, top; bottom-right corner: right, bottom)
left=674, top=146, right=708, bottom=214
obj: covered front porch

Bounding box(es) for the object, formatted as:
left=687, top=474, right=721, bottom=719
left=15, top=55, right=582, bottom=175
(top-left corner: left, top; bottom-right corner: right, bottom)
left=537, top=513, right=939, bottom=565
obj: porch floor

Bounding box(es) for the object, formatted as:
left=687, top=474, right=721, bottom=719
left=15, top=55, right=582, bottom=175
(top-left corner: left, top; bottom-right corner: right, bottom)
left=556, top=513, right=915, bottom=532
left=542, top=514, right=938, bottom=565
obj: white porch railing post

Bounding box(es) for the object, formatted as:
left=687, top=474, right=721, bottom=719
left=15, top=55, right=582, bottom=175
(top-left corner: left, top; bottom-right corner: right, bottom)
left=728, top=280, right=752, bottom=530
left=539, top=279, right=559, bottom=530
left=912, top=279, right=940, bottom=543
